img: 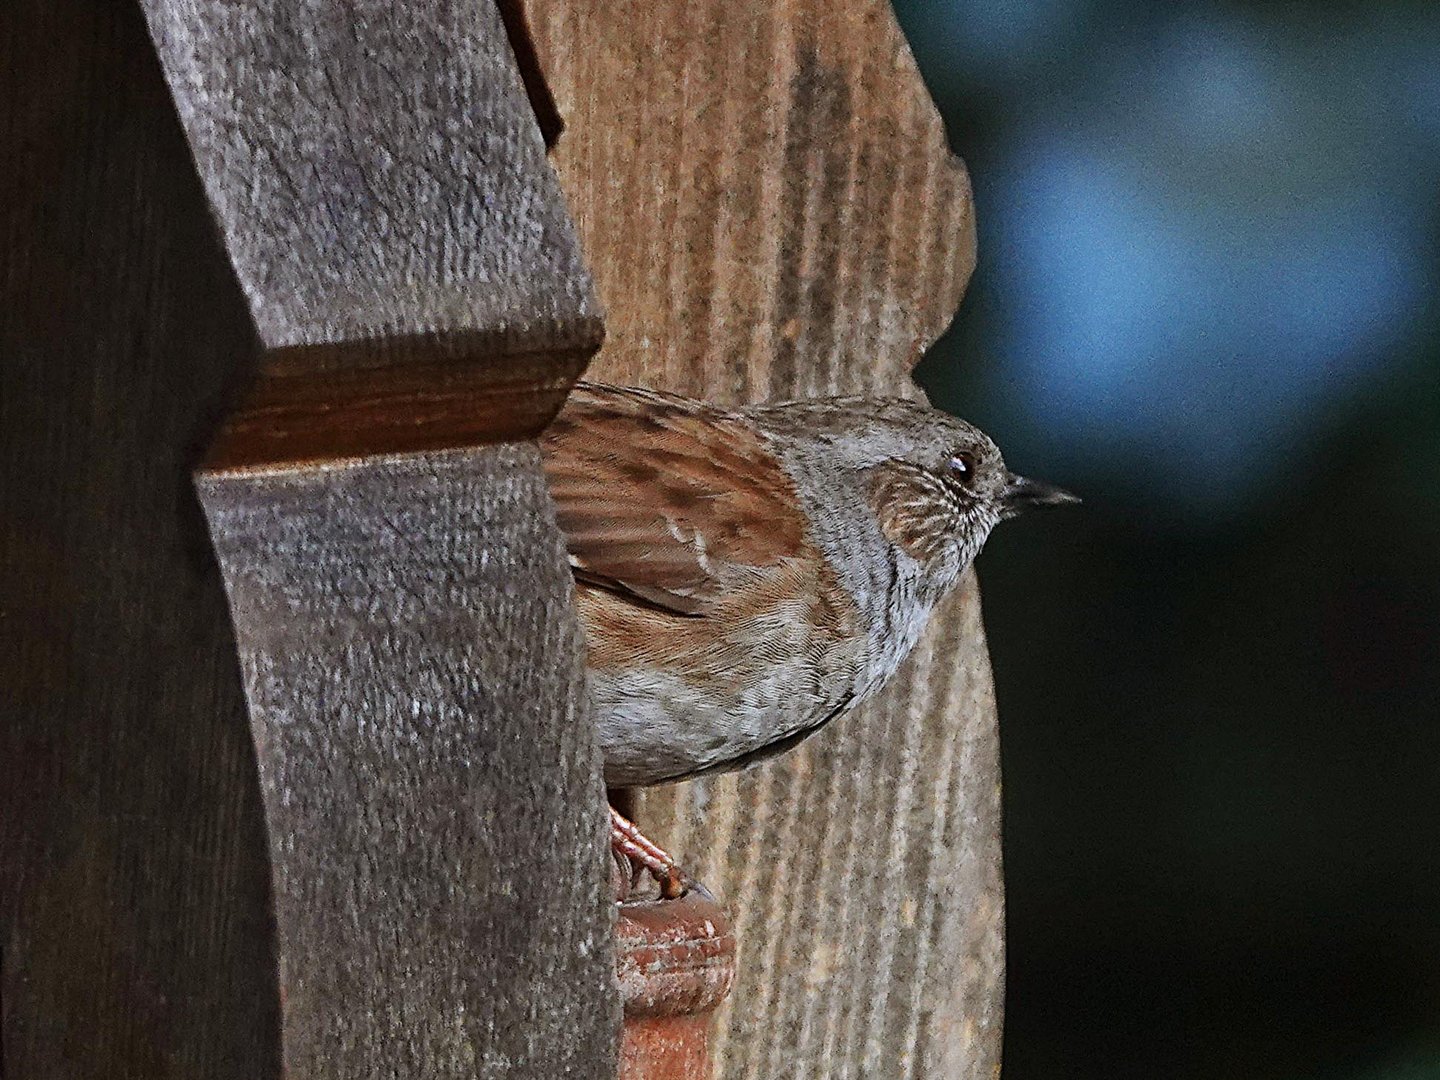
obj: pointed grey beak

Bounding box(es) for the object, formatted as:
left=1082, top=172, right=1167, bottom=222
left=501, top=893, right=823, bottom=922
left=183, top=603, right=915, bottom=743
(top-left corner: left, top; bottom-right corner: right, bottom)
left=1001, top=474, right=1081, bottom=518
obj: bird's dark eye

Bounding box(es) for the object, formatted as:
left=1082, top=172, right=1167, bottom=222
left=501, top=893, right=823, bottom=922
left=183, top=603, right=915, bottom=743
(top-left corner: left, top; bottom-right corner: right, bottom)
left=948, top=452, right=975, bottom=478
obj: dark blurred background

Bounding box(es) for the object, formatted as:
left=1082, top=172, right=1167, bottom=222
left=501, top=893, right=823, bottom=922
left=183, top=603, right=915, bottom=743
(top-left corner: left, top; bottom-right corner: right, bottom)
left=890, top=1, right=1440, bottom=1076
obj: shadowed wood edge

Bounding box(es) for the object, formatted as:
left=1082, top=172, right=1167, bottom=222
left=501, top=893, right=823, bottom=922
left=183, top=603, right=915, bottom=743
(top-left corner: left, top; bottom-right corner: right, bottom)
left=203, top=339, right=599, bottom=472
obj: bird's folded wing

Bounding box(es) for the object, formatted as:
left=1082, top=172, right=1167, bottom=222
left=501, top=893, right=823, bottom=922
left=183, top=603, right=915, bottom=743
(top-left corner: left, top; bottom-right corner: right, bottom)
left=538, top=383, right=806, bottom=615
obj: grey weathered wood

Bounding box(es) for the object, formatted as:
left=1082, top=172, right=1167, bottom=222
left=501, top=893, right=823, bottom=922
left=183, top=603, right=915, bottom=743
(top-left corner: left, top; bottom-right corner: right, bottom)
left=140, top=0, right=600, bottom=353
left=140, top=0, right=605, bottom=471
left=197, top=447, right=615, bottom=1078
left=135, top=0, right=618, bottom=1076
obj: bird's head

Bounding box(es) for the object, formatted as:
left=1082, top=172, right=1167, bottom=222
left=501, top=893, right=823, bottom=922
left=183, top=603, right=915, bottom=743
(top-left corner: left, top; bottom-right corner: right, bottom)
left=751, top=394, right=1078, bottom=582
left=854, top=403, right=1078, bottom=577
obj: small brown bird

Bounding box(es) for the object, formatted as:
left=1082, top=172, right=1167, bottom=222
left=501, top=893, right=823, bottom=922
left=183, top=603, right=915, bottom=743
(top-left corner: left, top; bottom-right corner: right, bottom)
left=539, top=382, right=1076, bottom=896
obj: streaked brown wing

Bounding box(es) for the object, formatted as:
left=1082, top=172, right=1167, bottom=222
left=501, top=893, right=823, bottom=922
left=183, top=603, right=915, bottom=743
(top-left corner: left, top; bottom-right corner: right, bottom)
left=538, top=383, right=805, bottom=615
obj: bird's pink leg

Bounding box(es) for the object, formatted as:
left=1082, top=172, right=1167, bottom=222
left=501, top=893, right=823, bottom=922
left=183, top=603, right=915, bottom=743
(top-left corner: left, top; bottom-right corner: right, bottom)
left=610, top=805, right=685, bottom=899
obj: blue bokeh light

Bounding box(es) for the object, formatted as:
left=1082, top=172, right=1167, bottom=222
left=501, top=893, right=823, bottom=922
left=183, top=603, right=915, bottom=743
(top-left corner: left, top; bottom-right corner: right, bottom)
left=938, top=9, right=1440, bottom=512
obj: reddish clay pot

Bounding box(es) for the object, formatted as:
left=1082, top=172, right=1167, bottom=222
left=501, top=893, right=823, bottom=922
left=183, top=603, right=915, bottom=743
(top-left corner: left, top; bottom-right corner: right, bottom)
left=616, top=890, right=736, bottom=1079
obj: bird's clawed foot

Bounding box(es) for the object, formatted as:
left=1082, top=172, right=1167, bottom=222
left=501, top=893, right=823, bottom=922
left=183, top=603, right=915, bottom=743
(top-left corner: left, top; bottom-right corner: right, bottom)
left=610, top=805, right=686, bottom=900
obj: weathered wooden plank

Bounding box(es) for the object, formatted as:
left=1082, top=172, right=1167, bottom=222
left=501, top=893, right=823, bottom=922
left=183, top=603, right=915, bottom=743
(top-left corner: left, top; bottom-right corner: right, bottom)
left=528, top=2, right=1001, bottom=1075
left=197, top=447, right=615, bottom=1078
left=530, top=0, right=975, bottom=403
left=140, top=0, right=604, bottom=466
left=139, top=0, right=600, bottom=354
left=136, top=0, right=619, bottom=1076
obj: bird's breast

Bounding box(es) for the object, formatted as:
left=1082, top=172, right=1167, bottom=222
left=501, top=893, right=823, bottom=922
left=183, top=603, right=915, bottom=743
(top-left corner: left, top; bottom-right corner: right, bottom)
left=576, top=555, right=870, bottom=786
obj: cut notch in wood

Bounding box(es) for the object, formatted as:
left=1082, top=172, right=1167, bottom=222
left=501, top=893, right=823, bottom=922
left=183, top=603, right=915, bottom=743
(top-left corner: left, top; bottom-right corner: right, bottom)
left=202, top=335, right=601, bottom=474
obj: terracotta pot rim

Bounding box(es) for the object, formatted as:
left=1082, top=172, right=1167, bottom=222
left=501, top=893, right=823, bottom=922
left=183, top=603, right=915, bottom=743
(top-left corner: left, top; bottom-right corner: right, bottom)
left=616, top=890, right=736, bottom=1018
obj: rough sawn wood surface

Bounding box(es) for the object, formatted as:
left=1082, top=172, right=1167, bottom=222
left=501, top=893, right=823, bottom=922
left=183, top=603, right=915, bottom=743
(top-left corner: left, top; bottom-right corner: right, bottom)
left=142, top=0, right=619, bottom=1076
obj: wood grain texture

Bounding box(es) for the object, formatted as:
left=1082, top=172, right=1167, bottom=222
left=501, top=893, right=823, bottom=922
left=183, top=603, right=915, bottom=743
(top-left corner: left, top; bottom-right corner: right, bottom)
left=141, top=0, right=619, bottom=1076
left=139, top=0, right=601, bottom=354
left=140, top=0, right=604, bottom=466
left=527, top=2, right=1001, bottom=1076
left=197, top=449, right=617, bottom=1078
left=202, top=339, right=597, bottom=470
left=0, top=1, right=279, bottom=1075
left=531, top=0, right=975, bottom=404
